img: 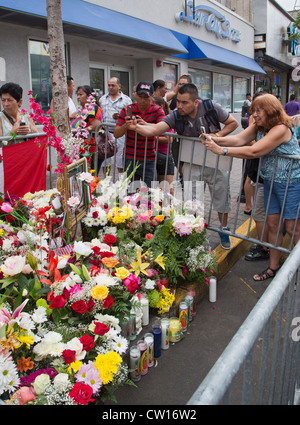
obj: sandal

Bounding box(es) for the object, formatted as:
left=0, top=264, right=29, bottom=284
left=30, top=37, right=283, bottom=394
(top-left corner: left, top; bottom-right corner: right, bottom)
left=253, top=267, right=279, bottom=282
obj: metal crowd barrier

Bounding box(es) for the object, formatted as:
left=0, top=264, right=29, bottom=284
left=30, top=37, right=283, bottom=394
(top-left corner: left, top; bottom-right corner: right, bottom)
left=101, top=125, right=300, bottom=254
left=187, top=240, right=300, bottom=405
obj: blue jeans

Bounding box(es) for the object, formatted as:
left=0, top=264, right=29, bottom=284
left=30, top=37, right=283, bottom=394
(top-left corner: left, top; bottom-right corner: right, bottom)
left=124, top=158, right=156, bottom=189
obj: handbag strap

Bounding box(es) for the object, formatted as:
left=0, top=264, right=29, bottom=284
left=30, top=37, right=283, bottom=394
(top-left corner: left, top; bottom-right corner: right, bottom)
left=2, top=110, right=16, bottom=126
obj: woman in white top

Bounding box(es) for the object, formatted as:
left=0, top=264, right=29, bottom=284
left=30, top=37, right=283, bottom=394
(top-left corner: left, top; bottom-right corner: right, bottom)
left=0, top=82, right=38, bottom=142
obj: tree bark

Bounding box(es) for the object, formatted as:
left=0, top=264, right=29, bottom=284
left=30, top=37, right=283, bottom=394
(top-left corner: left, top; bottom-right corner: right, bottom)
left=46, top=0, right=70, bottom=139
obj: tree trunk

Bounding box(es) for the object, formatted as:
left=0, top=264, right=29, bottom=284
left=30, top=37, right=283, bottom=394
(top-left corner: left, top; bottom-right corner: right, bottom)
left=46, top=0, right=70, bottom=139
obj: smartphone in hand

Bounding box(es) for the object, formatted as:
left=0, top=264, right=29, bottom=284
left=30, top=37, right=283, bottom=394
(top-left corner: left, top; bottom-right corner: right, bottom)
left=127, top=106, right=132, bottom=119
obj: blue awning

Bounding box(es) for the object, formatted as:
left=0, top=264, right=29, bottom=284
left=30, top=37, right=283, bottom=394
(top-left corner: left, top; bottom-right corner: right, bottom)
left=172, top=32, right=265, bottom=75
left=0, top=0, right=188, bottom=55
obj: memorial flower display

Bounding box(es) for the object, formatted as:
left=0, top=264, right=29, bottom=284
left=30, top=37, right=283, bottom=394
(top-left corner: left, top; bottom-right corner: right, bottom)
left=0, top=97, right=216, bottom=405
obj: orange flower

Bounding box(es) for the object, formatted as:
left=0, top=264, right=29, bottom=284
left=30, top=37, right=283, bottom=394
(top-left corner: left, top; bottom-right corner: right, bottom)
left=17, top=356, right=34, bottom=372
left=101, top=257, right=119, bottom=269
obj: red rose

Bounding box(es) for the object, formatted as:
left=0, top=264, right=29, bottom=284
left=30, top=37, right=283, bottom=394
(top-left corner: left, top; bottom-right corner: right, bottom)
left=103, top=235, right=117, bottom=245
left=102, top=294, right=114, bottom=310
left=49, top=295, right=66, bottom=310
left=62, top=349, right=76, bottom=364
left=89, top=266, right=102, bottom=276
left=94, top=321, right=110, bottom=336
left=92, top=211, right=99, bottom=218
left=88, top=146, right=96, bottom=153
left=69, top=382, right=95, bottom=405
left=91, top=246, right=101, bottom=255
left=123, top=274, right=140, bottom=294
left=79, top=335, right=95, bottom=352
left=72, top=300, right=88, bottom=314
left=87, top=297, right=95, bottom=312
left=99, top=251, right=115, bottom=259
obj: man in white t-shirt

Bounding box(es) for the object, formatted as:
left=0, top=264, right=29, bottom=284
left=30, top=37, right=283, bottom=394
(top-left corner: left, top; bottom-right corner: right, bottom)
left=67, top=76, right=77, bottom=119
left=50, top=76, right=77, bottom=121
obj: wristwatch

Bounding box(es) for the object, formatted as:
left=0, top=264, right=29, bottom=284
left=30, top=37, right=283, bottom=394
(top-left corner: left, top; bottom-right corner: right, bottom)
left=222, top=147, right=228, bottom=156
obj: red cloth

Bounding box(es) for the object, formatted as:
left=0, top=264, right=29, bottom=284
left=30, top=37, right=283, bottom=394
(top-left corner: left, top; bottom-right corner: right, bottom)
left=2, top=136, right=48, bottom=197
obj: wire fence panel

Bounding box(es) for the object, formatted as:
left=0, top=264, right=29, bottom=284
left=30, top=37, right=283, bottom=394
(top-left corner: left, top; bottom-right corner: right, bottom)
left=186, top=241, right=300, bottom=405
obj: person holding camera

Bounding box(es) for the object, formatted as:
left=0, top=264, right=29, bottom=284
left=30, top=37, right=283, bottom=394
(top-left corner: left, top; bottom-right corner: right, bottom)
left=0, top=82, right=38, bottom=142
left=114, top=81, right=165, bottom=188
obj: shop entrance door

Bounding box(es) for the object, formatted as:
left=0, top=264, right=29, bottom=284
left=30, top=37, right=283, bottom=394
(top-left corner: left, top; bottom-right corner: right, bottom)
left=89, top=64, right=132, bottom=97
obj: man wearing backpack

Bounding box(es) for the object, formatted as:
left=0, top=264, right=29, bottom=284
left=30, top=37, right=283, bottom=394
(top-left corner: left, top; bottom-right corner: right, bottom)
left=129, top=83, right=238, bottom=249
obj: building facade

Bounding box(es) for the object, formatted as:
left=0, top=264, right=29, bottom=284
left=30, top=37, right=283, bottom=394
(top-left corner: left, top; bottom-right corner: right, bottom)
left=0, top=0, right=266, bottom=123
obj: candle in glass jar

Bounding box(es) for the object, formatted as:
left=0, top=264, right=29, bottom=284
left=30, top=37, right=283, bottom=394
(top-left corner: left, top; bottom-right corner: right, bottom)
left=161, top=317, right=170, bottom=350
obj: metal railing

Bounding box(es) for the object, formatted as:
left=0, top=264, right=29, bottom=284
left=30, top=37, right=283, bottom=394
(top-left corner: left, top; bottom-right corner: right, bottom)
left=187, top=240, right=300, bottom=405
left=100, top=127, right=300, bottom=254
left=1, top=125, right=300, bottom=254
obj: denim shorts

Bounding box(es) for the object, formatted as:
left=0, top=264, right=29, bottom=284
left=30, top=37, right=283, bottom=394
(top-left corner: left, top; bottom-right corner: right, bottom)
left=263, top=180, right=300, bottom=219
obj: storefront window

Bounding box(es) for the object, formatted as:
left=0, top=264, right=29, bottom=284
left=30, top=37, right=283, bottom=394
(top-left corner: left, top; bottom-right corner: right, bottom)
left=90, top=67, right=105, bottom=96
left=233, top=77, right=250, bottom=113
left=29, top=40, right=51, bottom=112
left=189, top=68, right=212, bottom=99
left=213, top=73, right=232, bottom=112
left=159, top=62, right=178, bottom=91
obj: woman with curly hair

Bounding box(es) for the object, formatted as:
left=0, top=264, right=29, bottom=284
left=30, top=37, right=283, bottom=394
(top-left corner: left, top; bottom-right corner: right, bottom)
left=200, top=93, right=300, bottom=281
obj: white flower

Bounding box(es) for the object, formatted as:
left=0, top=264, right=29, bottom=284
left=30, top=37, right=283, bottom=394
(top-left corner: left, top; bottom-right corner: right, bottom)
left=2, top=238, right=12, bottom=251
left=32, top=306, right=48, bottom=324
left=43, top=331, right=63, bottom=345
left=1, top=255, right=26, bottom=276
left=17, top=316, right=35, bottom=332
left=67, top=196, right=80, bottom=208
left=78, top=172, right=93, bottom=184
left=57, top=256, right=68, bottom=269
left=93, top=273, right=119, bottom=288
left=48, top=342, right=65, bottom=357
left=110, top=335, right=128, bottom=355
left=103, top=327, right=119, bottom=340
left=0, top=355, right=20, bottom=396
left=33, top=374, right=50, bottom=395
left=53, top=373, right=71, bottom=393
left=73, top=241, right=92, bottom=257
left=144, top=279, right=156, bottom=290
left=65, top=338, right=86, bottom=361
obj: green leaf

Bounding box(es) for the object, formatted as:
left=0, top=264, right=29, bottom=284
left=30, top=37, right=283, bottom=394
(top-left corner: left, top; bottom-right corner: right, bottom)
left=82, top=264, right=90, bottom=281
left=27, top=251, right=37, bottom=271
left=69, top=263, right=82, bottom=276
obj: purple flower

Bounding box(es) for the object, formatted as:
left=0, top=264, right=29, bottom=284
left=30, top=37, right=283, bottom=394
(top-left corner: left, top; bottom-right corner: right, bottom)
left=19, top=368, right=58, bottom=387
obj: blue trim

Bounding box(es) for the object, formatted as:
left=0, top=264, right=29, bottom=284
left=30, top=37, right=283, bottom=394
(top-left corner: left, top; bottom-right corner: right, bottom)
left=171, top=31, right=265, bottom=75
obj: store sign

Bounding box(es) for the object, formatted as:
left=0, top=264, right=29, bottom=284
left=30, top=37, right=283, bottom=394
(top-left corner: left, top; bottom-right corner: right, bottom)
left=175, top=2, right=241, bottom=43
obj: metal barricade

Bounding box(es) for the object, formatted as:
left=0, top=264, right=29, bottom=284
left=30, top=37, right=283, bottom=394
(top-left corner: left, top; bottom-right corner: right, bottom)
left=187, top=240, right=300, bottom=405
left=105, top=128, right=300, bottom=254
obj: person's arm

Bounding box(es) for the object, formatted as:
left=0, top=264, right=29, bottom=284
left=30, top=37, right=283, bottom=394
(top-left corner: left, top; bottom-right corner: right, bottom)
left=211, top=121, right=257, bottom=147
left=134, top=120, right=170, bottom=137
left=211, top=114, right=239, bottom=137
left=202, top=124, right=291, bottom=159
left=165, top=73, right=191, bottom=102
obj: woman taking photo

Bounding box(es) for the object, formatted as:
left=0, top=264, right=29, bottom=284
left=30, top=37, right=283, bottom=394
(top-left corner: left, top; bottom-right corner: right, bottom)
left=200, top=93, right=300, bottom=281
left=0, top=82, right=38, bottom=141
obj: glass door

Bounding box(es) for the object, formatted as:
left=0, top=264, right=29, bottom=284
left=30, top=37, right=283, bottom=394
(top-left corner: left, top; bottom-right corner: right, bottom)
left=110, top=67, right=131, bottom=97
left=89, top=66, right=105, bottom=97
left=89, top=64, right=132, bottom=98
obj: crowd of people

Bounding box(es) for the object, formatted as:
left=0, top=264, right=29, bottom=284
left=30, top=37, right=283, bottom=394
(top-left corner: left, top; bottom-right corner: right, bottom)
left=1, top=78, right=300, bottom=280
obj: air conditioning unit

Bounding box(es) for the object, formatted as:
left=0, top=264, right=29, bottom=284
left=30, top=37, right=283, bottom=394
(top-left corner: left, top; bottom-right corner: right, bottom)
left=282, top=33, right=289, bottom=42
